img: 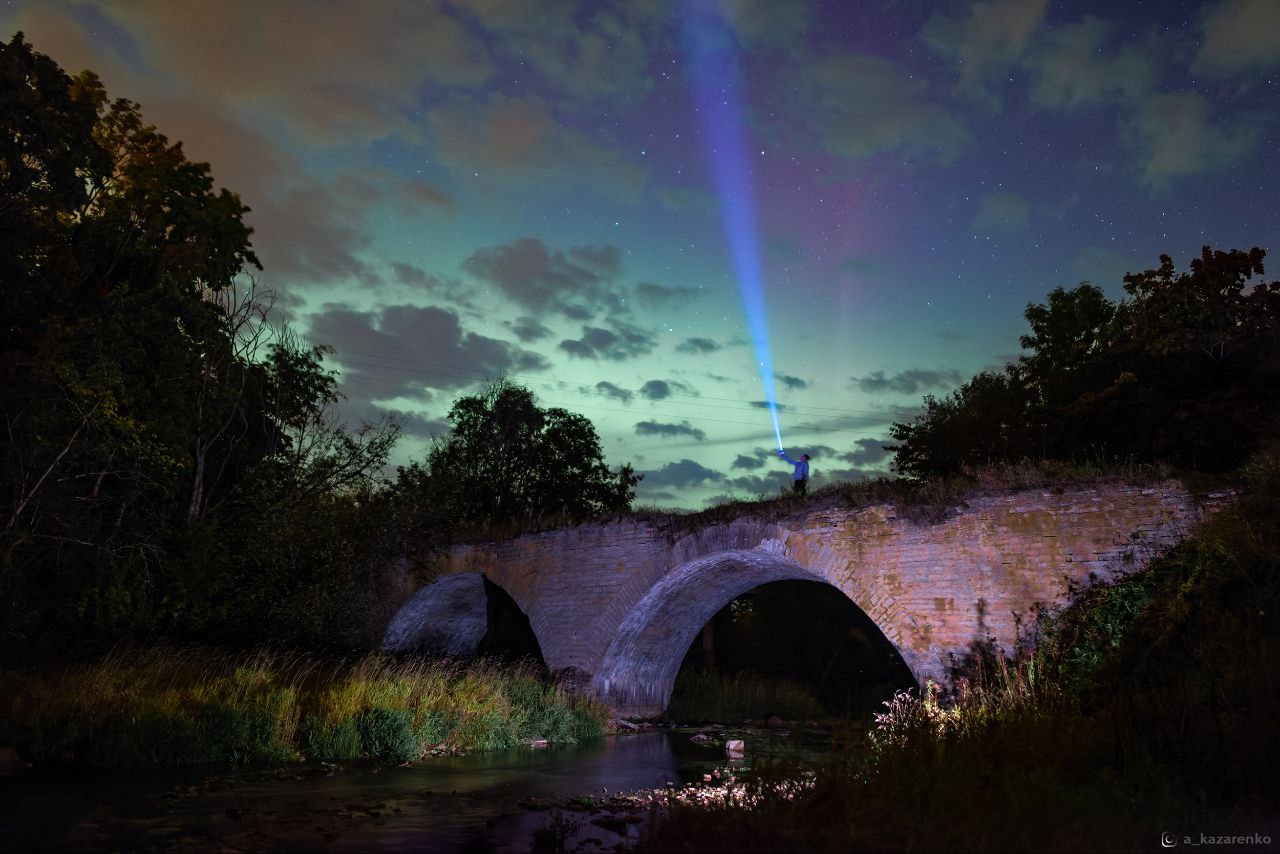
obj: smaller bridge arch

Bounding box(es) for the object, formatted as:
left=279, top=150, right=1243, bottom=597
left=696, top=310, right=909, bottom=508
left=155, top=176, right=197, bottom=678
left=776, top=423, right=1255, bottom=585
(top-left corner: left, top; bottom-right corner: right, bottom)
left=383, top=572, right=545, bottom=665
left=592, top=548, right=916, bottom=719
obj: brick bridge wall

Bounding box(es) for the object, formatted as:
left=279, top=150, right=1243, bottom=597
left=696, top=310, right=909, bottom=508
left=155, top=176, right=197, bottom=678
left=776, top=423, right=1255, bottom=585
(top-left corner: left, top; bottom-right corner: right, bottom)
left=383, top=481, right=1229, bottom=718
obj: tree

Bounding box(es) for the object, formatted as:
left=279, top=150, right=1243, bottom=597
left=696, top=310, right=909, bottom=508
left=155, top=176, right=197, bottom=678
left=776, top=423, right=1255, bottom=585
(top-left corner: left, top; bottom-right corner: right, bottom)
left=410, top=379, right=640, bottom=529
left=887, top=247, right=1280, bottom=477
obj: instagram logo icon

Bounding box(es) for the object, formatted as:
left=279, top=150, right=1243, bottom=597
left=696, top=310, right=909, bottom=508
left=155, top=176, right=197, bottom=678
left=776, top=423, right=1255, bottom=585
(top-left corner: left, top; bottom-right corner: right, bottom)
left=1162, top=832, right=1177, bottom=848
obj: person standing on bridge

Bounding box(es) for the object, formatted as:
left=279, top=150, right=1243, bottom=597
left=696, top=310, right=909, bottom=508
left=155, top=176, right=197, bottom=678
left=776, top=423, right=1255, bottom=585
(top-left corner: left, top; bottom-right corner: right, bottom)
left=778, top=449, right=810, bottom=497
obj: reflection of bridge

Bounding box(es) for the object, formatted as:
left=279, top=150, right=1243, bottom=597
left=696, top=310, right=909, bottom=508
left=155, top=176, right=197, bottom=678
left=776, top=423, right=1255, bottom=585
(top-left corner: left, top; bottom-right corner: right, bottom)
left=383, top=482, right=1227, bottom=718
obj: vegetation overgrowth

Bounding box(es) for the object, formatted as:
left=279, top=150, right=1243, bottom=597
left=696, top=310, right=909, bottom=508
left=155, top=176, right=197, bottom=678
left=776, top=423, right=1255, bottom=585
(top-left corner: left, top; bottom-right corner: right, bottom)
left=665, top=669, right=827, bottom=723
left=3, top=648, right=608, bottom=767
left=642, top=442, right=1280, bottom=851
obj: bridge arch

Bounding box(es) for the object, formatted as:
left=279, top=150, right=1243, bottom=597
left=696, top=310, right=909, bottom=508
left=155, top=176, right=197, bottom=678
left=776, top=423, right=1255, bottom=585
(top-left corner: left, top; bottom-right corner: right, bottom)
left=382, top=572, right=544, bottom=665
left=592, top=548, right=918, bottom=719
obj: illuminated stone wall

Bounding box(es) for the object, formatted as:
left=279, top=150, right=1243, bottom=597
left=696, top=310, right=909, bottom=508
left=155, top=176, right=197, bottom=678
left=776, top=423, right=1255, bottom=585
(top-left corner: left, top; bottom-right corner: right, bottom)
left=383, top=481, right=1231, bottom=717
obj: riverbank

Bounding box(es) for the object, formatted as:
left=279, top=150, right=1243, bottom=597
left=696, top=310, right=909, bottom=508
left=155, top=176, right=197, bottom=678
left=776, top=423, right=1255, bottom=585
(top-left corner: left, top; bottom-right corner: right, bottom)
left=2, top=648, right=608, bottom=768
left=638, top=451, right=1280, bottom=851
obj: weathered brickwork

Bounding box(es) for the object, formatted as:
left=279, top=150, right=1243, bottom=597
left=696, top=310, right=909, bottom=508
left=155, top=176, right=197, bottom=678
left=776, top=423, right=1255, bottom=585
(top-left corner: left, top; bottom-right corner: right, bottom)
left=383, top=481, right=1229, bottom=718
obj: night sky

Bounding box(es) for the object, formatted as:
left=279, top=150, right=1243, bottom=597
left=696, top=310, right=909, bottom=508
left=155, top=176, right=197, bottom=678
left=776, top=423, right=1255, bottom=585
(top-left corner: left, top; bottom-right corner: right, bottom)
left=5, top=0, right=1278, bottom=508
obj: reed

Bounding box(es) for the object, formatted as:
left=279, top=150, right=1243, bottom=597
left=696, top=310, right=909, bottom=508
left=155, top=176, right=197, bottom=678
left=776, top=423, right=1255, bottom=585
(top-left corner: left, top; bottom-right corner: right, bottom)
left=4, top=648, right=608, bottom=767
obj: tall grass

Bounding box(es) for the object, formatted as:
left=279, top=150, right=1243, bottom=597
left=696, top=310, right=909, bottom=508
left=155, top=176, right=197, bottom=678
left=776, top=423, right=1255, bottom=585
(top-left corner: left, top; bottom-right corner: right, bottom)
left=642, top=446, right=1278, bottom=852
left=3, top=648, right=608, bottom=767
left=665, top=669, right=827, bottom=723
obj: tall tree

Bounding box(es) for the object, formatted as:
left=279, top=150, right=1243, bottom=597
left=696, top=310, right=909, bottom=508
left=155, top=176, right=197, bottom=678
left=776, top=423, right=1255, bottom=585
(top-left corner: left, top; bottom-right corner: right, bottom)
left=410, top=379, right=640, bottom=529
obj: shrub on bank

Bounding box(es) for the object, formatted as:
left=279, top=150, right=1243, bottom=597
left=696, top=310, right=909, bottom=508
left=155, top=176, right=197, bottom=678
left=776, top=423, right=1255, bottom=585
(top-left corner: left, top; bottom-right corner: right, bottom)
left=4, top=649, right=608, bottom=767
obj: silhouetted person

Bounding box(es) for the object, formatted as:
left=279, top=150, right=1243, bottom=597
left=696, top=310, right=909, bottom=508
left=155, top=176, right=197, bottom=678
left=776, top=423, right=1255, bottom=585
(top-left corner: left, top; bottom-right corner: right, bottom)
left=778, top=449, right=810, bottom=496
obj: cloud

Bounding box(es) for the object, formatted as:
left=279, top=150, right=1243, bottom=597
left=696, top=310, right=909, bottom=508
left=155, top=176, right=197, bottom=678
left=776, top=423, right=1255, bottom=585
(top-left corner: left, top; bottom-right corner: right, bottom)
left=922, top=0, right=1048, bottom=100
left=1194, top=0, right=1280, bottom=76
left=779, top=52, right=969, bottom=162
left=508, top=315, right=553, bottom=342
left=773, top=373, right=808, bottom=391
left=308, top=304, right=548, bottom=392
left=73, top=1, right=495, bottom=143
left=732, top=453, right=764, bottom=470
left=1122, top=92, right=1257, bottom=190
left=642, top=458, right=724, bottom=487
left=594, top=381, right=634, bottom=404
left=303, top=303, right=548, bottom=435
left=455, top=0, right=660, bottom=106
left=426, top=94, right=646, bottom=202
left=843, top=438, right=890, bottom=466
left=676, top=337, right=721, bottom=355
left=635, top=281, right=700, bottom=309
left=972, top=192, right=1030, bottom=232
left=853, top=369, right=964, bottom=395
left=635, top=421, right=707, bottom=441
left=639, top=379, right=695, bottom=400
left=559, top=323, right=658, bottom=361
left=1026, top=16, right=1157, bottom=109
left=462, top=237, right=625, bottom=318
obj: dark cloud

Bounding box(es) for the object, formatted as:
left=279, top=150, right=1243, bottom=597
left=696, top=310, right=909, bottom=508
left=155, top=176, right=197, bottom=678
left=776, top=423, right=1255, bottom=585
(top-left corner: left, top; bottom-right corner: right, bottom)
left=732, top=454, right=764, bottom=470
left=559, top=323, right=658, bottom=361
left=725, top=473, right=785, bottom=494
left=843, top=438, right=891, bottom=466
left=774, top=373, right=808, bottom=391
left=594, top=381, right=634, bottom=404
left=749, top=401, right=789, bottom=411
left=308, top=304, right=549, bottom=397
left=635, top=421, right=706, bottom=441
left=559, top=338, right=596, bottom=359
left=641, top=458, right=723, bottom=487
left=676, top=337, right=721, bottom=354
left=853, top=368, right=964, bottom=395
left=508, top=315, right=553, bottom=342
left=636, top=281, right=699, bottom=309
left=638, top=379, right=694, bottom=400
left=462, top=237, right=625, bottom=318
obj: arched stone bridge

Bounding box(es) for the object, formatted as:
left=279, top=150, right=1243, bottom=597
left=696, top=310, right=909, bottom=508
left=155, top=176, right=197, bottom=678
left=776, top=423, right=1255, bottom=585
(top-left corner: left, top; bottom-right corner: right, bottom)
left=383, top=481, right=1229, bottom=718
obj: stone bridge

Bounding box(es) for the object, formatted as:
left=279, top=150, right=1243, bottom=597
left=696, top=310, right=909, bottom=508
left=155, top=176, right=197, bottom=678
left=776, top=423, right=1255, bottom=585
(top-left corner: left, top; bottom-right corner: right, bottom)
left=383, top=481, right=1228, bottom=718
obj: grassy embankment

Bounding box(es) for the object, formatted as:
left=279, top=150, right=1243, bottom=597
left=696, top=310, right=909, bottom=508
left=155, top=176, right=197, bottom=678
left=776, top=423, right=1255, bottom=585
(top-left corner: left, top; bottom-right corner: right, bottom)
left=642, top=446, right=1279, bottom=852
left=3, top=650, right=608, bottom=767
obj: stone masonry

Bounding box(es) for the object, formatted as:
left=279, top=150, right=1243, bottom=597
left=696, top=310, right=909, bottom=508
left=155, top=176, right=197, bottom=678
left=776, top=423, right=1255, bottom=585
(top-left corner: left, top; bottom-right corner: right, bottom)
left=383, top=481, right=1230, bottom=718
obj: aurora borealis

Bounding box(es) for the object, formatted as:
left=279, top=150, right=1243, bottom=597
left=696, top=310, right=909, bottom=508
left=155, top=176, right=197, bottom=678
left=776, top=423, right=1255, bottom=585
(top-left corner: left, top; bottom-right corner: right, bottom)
left=5, top=0, right=1277, bottom=508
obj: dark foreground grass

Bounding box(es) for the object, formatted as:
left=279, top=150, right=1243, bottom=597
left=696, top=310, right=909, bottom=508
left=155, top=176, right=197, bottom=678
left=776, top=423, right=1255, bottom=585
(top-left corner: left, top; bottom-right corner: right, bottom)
left=665, top=669, right=827, bottom=723
left=641, top=447, right=1279, bottom=852
left=3, top=650, right=608, bottom=767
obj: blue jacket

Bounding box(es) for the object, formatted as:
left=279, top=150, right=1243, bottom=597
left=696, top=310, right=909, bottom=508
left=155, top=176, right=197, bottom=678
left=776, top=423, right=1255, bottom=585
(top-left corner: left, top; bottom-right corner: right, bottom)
left=779, top=452, right=809, bottom=481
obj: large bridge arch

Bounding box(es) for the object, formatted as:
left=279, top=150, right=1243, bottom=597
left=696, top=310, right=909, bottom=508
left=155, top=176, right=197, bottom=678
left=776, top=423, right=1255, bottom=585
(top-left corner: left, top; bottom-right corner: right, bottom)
left=592, top=548, right=919, bottom=719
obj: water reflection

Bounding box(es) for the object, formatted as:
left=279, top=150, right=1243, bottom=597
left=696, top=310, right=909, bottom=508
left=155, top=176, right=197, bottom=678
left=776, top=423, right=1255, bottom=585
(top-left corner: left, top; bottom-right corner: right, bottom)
left=1, top=729, right=836, bottom=851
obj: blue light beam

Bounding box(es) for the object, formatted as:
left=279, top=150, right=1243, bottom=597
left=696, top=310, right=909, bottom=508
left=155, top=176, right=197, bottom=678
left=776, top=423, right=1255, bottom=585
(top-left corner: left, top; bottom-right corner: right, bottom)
left=681, top=9, right=783, bottom=451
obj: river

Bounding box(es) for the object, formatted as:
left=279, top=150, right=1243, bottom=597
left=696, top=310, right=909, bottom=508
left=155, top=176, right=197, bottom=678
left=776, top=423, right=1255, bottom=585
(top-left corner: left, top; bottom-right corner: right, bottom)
left=0, top=725, right=841, bottom=851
